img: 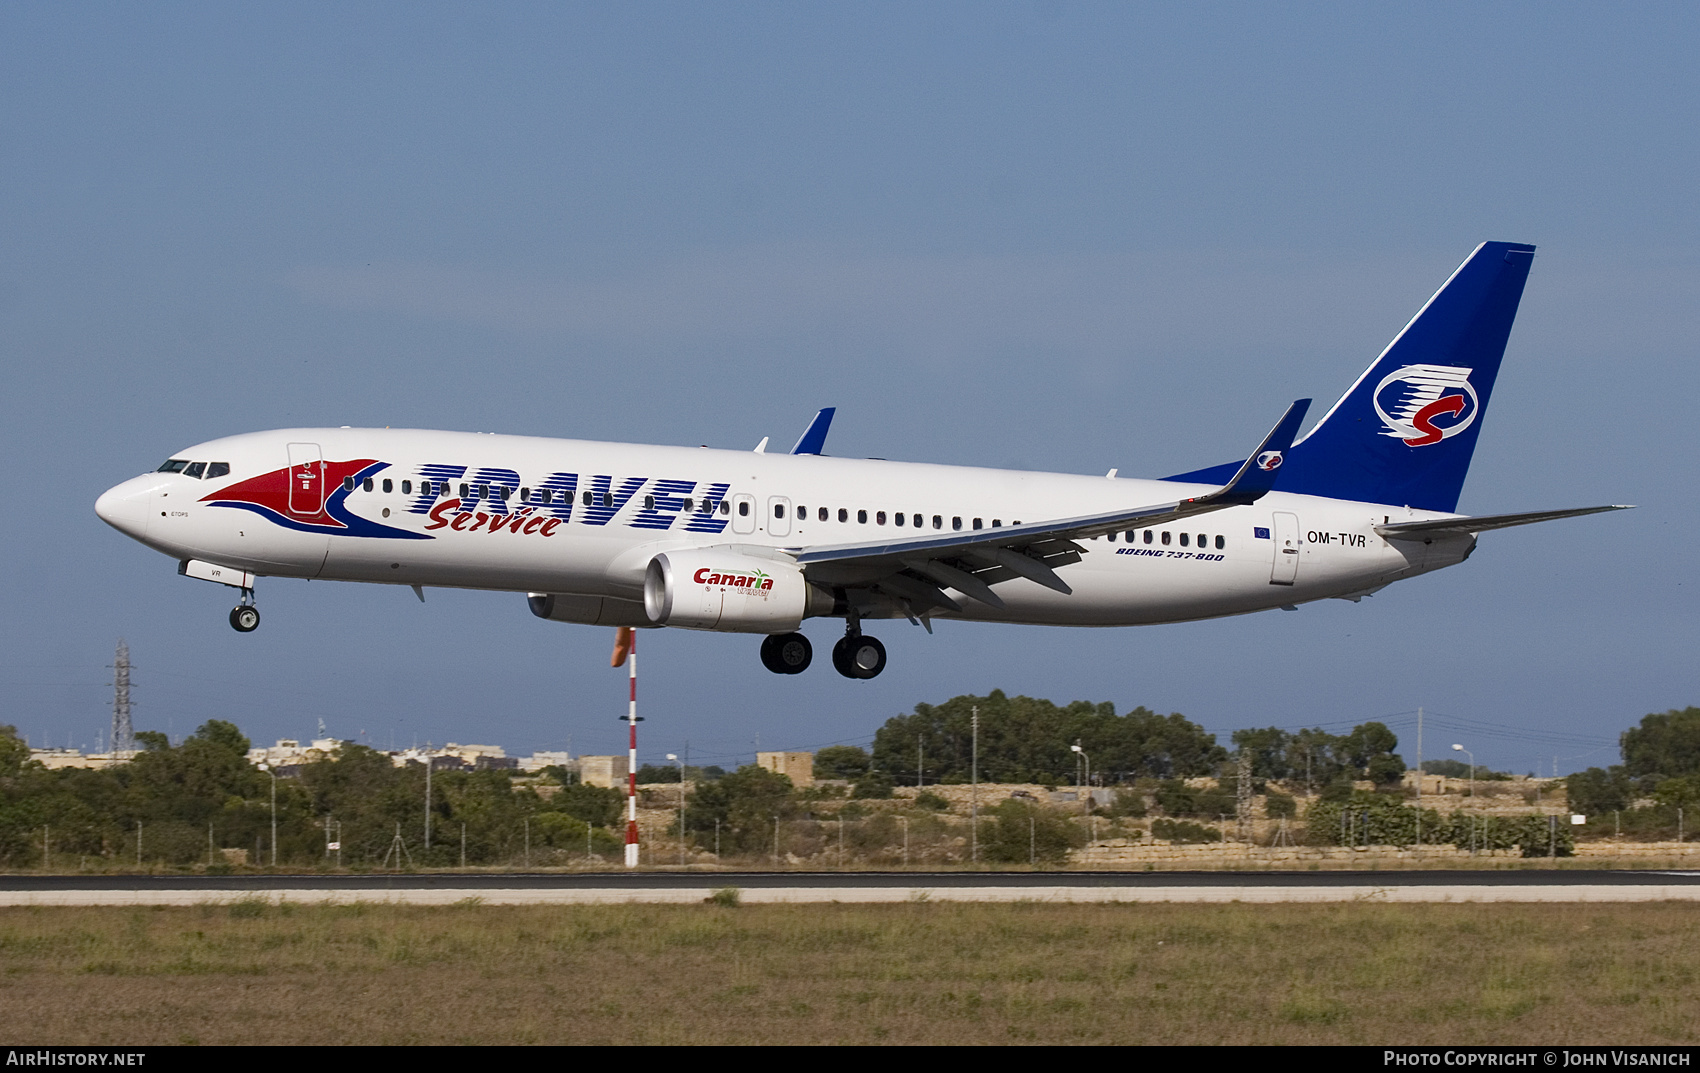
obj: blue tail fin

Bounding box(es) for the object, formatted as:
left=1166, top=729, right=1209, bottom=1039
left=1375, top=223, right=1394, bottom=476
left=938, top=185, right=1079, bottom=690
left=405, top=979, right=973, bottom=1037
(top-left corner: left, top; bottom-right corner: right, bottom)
left=1165, top=241, right=1536, bottom=512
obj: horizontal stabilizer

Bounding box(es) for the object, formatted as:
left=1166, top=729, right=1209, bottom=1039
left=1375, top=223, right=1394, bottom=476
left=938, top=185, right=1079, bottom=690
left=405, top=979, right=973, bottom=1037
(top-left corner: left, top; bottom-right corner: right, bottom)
left=1375, top=504, right=1632, bottom=537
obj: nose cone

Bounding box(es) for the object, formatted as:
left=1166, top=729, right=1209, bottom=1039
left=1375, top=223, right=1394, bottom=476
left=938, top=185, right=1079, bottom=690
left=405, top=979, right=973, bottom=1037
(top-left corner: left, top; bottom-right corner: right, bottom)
left=95, top=476, right=155, bottom=541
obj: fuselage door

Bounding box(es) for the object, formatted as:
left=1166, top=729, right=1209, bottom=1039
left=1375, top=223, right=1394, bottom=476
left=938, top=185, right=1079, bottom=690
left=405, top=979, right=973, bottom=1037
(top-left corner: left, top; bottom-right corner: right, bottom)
left=731, top=493, right=757, bottom=535
left=286, top=443, right=325, bottom=517
left=1270, top=511, right=1300, bottom=585
left=767, top=496, right=792, bottom=537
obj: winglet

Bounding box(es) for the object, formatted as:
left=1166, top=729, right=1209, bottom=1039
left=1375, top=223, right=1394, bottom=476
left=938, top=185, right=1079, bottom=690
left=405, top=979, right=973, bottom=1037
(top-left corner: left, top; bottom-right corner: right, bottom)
left=790, top=407, right=836, bottom=455
left=1193, top=399, right=1311, bottom=506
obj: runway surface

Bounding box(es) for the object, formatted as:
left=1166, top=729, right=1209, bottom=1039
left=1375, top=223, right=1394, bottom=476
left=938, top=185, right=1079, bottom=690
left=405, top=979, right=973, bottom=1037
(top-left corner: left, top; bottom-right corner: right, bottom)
left=4, top=870, right=1700, bottom=904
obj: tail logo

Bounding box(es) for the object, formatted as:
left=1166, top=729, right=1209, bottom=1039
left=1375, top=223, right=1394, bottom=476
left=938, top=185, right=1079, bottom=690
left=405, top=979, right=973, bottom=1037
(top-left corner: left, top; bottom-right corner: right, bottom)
left=1373, top=364, right=1479, bottom=447
left=1255, top=451, right=1284, bottom=471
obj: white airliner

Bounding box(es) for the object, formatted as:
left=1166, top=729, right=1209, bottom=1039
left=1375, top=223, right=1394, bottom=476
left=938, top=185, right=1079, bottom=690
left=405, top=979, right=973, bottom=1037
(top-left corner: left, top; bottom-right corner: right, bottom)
left=96, top=241, right=1626, bottom=679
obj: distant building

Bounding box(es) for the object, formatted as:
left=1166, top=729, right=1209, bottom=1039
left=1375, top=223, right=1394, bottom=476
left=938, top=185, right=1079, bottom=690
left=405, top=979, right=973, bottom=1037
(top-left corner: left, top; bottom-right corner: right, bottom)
left=579, top=755, right=631, bottom=789
left=757, top=751, right=815, bottom=789
left=520, top=750, right=576, bottom=774
left=441, top=743, right=507, bottom=765
left=247, top=739, right=342, bottom=768
left=29, top=748, right=131, bottom=771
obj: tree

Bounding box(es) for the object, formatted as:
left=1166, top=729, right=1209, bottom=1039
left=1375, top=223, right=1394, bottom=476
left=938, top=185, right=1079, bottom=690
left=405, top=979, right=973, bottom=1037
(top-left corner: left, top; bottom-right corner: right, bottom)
left=0, top=726, right=29, bottom=777
left=1340, top=722, right=1406, bottom=787
left=1257, top=723, right=1407, bottom=790
left=1232, top=727, right=1293, bottom=780
left=1622, top=708, right=1700, bottom=780
left=685, top=764, right=797, bottom=854
left=813, top=746, right=871, bottom=781
left=1566, top=766, right=1632, bottom=816
left=870, top=691, right=1224, bottom=785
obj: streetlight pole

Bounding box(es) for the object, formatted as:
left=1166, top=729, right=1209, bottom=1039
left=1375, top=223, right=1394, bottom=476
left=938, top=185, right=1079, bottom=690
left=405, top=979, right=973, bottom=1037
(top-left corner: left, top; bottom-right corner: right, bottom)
left=257, top=763, right=277, bottom=866
left=970, top=706, right=979, bottom=865
left=1452, top=744, right=1475, bottom=799
left=668, top=753, right=685, bottom=866
left=1071, top=744, right=1090, bottom=814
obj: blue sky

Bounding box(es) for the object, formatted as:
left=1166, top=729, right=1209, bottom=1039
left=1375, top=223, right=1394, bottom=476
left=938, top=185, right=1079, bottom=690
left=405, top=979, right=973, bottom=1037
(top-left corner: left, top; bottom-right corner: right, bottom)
left=3, top=3, right=1696, bottom=775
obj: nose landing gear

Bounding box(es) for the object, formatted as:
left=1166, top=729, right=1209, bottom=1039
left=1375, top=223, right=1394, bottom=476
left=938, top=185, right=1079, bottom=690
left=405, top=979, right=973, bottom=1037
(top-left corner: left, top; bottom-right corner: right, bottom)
left=229, top=588, right=259, bottom=633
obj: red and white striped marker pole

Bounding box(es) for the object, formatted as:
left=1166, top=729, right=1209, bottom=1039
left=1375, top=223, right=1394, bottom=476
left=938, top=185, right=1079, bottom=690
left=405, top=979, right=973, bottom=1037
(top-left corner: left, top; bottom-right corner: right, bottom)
left=613, top=627, right=641, bottom=868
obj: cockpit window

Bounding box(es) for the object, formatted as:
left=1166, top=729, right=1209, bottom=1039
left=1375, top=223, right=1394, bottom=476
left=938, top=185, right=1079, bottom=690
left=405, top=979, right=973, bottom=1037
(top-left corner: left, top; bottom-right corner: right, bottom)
left=184, top=462, right=206, bottom=479
left=158, top=459, right=189, bottom=473
left=206, top=462, right=230, bottom=479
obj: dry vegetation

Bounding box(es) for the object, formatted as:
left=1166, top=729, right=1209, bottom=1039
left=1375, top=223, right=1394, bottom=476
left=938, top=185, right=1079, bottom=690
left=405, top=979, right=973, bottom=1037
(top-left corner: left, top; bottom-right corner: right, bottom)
left=0, top=901, right=1695, bottom=1045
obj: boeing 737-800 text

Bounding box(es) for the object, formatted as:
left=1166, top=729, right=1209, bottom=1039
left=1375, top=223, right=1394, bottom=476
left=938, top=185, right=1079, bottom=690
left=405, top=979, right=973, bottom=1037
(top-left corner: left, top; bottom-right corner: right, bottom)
left=95, top=241, right=1626, bottom=679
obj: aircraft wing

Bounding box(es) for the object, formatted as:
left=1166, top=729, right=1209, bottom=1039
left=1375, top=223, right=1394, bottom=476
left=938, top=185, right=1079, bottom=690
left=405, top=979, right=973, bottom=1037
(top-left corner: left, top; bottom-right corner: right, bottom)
left=791, top=400, right=1310, bottom=613
left=1374, top=504, right=1632, bottom=538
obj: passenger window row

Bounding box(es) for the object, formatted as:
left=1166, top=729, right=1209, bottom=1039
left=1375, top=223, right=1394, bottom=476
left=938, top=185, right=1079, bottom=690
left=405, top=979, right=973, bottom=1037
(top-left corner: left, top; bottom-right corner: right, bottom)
left=785, top=504, right=1003, bottom=531
left=1104, top=530, right=1227, bottom=549
left=157, top=460, right=230, bottom=479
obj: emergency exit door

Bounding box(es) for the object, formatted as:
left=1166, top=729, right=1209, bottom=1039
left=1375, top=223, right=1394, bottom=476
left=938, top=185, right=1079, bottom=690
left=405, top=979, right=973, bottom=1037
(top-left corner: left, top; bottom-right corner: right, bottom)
left=286, top=443, right=325, bottom=517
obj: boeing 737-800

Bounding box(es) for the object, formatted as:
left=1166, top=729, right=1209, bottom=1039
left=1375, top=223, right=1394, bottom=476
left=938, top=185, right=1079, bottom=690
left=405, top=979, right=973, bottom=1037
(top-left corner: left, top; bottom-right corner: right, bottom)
left=95, top=241, right=1626, bottom=679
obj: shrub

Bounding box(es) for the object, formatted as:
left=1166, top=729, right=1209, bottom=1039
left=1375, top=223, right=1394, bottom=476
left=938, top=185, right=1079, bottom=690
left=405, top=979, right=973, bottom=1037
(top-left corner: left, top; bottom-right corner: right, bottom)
left=1155, top=779, right=1233, bottom=818
left=1150, top=818, right=1221, bottom=843
left=550, top=784, right=625, bottom=828
left=912, top=790, right=950, bottom=812
left=1108, top=787, right=1147, bottom=818
left=981, top=799, right=1086, bottom=863
left=1264, top=791, right=1297, bottom=819
left=851, top=770, right=895, bottom=799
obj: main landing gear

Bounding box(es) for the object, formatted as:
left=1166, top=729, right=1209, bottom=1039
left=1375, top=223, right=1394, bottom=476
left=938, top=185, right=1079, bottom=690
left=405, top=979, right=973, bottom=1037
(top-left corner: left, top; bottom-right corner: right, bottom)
left=831, top=609, right=886, bottom=680
left=759, top=632, right=813, bottom=674
left=758, top=618, right=887, bottom=680
left=229, top=588, right=259, bottom=633
left=832, top=633, right=886, bottom=679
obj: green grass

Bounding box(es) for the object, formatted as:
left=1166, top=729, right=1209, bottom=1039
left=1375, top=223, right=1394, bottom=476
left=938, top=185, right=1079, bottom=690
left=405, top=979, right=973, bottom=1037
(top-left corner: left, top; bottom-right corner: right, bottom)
left=0, top=901, right=1695, bottom=1044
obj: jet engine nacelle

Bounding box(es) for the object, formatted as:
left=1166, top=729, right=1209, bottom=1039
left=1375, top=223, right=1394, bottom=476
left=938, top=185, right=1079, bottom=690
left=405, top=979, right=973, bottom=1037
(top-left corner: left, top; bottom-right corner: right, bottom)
left=644, top=550, right=830, bottom=632
left=527, top=592, right=652, bottom=627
